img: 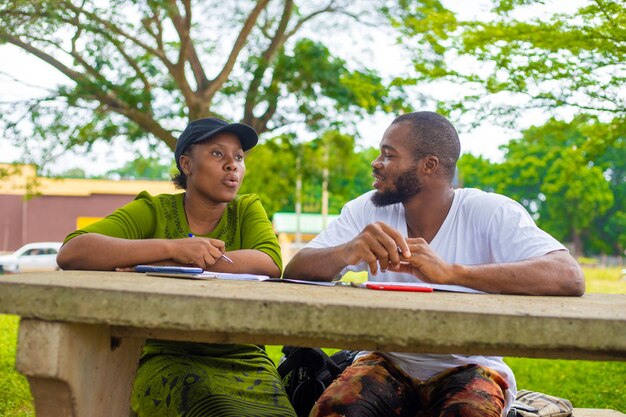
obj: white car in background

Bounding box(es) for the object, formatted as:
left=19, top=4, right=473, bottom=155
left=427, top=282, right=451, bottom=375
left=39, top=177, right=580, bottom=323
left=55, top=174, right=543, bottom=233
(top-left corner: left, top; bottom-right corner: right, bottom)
left=0, top=242, right=63, bottom=273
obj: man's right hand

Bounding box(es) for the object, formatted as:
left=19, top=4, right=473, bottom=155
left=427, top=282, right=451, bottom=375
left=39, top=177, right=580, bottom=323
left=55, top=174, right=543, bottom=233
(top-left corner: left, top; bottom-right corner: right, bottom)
left=340, top=222, right=411, bottom=275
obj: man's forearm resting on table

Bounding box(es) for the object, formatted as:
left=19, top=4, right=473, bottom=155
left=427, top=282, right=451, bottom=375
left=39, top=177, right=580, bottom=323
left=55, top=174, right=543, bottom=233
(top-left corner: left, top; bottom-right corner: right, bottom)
left=452, top=250, right=585, bottom=296
left=284, top=246, right=348, bottom=281
left=286, top=246, right=585, bottom=296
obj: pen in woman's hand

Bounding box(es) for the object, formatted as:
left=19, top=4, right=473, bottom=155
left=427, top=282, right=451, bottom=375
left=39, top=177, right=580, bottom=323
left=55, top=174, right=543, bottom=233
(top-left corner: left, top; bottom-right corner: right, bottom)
left=219, top=254, right=234, bottom=264
left=188, top=233, right=234, bottom=264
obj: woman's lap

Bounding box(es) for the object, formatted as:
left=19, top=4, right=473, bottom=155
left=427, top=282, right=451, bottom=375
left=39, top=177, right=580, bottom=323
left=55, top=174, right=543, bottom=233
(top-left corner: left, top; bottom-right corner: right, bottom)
left=131, top=346, right=296, bottom=417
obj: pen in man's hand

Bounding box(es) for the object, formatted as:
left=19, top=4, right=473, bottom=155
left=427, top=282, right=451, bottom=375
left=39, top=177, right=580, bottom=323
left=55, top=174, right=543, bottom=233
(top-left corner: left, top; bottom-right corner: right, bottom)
left=188, top=233, right=234, bottom=264
left=397, top=246, right=411, bottom=258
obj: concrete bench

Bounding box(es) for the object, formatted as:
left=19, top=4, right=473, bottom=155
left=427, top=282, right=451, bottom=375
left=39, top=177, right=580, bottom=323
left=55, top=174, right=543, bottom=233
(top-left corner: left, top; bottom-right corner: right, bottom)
left=574, top=410, right=625, bottom=417
left=1, top=271, right=624, bottom=417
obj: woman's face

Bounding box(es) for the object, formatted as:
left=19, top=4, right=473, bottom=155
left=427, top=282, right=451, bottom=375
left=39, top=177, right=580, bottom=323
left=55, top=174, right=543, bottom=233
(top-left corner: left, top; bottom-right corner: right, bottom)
left=180, top=132, right=246, bottom=203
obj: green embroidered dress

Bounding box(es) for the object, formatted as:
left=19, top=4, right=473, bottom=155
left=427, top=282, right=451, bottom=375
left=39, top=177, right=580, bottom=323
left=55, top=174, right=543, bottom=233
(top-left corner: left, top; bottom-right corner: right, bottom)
left=64, top=191, right=296, bottom=417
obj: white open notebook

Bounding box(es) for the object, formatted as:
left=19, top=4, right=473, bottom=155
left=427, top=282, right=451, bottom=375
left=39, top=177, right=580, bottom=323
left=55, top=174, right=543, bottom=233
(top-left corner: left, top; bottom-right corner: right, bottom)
left=145, top=270, right=336, bottom=286
left=141, top=268, right=481, bottom=292
left=200, top=271, right=270, bottom=281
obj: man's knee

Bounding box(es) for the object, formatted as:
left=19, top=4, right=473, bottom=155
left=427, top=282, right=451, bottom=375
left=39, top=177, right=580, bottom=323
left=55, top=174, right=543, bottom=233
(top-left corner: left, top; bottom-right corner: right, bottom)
left=427, top=365, right=507, bottom=417
left=309, top=353, right=419, bottom=417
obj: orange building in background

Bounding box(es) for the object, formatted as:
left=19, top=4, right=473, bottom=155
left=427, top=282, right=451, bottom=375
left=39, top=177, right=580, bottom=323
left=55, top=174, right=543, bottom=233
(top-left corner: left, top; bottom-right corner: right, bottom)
left=0, top=164, right=179, bottom=251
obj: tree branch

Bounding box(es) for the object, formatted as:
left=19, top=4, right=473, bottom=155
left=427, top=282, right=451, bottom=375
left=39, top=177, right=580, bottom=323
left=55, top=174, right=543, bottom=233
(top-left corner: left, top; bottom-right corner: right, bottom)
left=244, top=0, right=293, bottom=123
left=161, top=0, right=207, bottom=119
left=121, top=108, right=178, bottom=149
left=66, top=9, right=151, bottom=115
left=285, top=0, right=339, bottom=38
left=0, top=70, right=56, bottom=95
left=592, top=0, right=622, bottom=37
left=68, top=11, right=104, bottom=82
left=157, top=0, right=199, bottom=117
left=63, top=2, right=171, bottom=66
left=164, top=0, right=189, bottom=72
left=204, top=0, right=271, bottom=101
left=256, top=91, right=279, bottom=132
left=108, top=37, right=153, bottom=112
left=4, top=35, right=83, bottom=82
left=141, top=5, right=166, bottom=55
left=6, top=35, right=174, bottom=149
left=166, top=0, right=208, bottom=92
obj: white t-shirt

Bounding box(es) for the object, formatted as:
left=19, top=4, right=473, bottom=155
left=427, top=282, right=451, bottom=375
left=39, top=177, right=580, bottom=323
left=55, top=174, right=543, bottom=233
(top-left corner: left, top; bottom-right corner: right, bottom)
left=307, top=188, right=567, bottom=412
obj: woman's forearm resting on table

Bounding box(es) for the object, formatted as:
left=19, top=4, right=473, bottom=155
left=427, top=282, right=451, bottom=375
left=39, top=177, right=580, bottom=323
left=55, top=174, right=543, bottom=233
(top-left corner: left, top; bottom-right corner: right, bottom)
left=57, top=233, right=176, bottom=271
left=204, top=249, right=281, bottom=277
left=57, top=234, right=281, bottom=277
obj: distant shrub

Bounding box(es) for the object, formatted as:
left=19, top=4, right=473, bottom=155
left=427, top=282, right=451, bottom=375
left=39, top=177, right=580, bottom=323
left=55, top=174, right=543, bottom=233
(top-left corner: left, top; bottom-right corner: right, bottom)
left=577, top=257, right=599, bottom=266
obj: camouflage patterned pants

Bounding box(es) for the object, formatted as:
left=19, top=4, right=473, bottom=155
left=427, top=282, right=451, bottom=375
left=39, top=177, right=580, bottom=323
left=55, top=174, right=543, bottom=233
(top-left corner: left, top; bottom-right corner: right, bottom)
left=309, top=352, right=508, bottom=417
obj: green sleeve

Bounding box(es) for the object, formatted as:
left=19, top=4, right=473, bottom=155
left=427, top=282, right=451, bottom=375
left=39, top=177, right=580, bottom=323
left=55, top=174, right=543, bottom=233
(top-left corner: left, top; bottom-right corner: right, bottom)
left=240, top=195, right=283, bottom=272
left=63, top=191, right=158, bottom=243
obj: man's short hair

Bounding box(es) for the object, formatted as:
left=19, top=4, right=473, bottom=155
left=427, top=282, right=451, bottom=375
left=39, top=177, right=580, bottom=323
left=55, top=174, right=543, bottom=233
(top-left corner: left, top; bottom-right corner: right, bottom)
left=392, top=112, right=460, bottom=180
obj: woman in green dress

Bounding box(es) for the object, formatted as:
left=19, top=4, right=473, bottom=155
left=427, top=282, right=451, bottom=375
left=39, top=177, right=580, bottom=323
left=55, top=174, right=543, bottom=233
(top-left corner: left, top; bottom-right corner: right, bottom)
left=57, top=117, right=296, bottom=417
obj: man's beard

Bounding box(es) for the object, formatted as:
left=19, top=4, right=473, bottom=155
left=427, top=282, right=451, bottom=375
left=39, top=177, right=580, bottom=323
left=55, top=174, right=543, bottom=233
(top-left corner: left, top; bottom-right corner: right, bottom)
left=371, top=167, right=422, bottom=207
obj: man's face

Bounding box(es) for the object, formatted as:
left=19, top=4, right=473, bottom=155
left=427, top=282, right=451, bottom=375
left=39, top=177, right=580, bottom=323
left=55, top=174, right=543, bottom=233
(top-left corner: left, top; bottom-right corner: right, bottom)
left=370, top=123, right=422, bottom=207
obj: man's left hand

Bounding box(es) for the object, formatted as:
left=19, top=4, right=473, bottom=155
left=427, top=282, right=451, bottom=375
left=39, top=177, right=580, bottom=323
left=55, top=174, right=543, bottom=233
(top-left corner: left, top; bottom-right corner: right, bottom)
left=395, top=238, right=455, bottom=284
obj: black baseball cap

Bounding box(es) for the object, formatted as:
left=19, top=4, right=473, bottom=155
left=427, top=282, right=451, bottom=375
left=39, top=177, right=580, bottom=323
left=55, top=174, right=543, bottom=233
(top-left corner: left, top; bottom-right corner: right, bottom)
left=175, top=117, right=258, bottom=172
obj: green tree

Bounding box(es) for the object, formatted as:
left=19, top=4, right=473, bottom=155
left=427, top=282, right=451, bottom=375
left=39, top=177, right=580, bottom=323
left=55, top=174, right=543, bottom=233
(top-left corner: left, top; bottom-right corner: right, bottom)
left=299, top=130, right=377, bottom=215
left=239, top=133, right=298, bottom=217
left=58, top=167, right=88, bottom=178
left=389, top=0, right=626, bottom=254
left=460, top=116, right=622, bottom=256
left=240, top=131, right=377, bottom=218
left=541, top=149, right=613, bottom=256
left=585, top=121, right=626, bottom=254
left=390, top=0, right=625, bottom=128
left=0, top=0, right=410, bottom=171
left=105, top=156, right=174, bottom=180
left=457, top=153, right=497, bottom=192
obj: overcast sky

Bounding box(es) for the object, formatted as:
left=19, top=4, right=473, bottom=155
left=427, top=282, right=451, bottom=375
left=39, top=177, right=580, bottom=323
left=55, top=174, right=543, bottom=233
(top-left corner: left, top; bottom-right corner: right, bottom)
left=0, top=1, right=584, bottom=175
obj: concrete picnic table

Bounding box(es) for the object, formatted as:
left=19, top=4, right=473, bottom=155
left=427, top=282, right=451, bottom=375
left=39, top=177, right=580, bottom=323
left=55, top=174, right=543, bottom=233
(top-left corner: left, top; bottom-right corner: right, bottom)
left=1, top=271, right=624, bottom=417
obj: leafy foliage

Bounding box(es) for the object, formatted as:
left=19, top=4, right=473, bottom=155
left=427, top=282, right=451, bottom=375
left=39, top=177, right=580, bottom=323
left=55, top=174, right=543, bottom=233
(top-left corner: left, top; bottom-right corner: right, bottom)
left=105, top=156, right=174, bottom=180
left=458, top=116, right=625, bottom=256
left=389, top=0, right=626, bottom=236
left=240, top=132, right=377, bottom=218
left=390, top=0, right=626, bottom=126
left=0, top=0, right=409, bottom=172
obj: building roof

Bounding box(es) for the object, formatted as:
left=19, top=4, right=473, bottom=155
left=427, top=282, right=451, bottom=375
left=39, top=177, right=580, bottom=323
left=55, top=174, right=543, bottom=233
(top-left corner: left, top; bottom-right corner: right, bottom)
left=0, top=164, right=178, bottom=196
left=272, top=212, right=339, bottom=234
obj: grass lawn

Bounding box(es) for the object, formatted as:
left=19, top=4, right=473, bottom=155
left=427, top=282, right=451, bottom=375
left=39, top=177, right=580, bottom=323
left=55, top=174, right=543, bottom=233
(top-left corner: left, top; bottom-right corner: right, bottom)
left=1, top=266, right=624, bottom=415
left=0, top=315, right=33, bottom=417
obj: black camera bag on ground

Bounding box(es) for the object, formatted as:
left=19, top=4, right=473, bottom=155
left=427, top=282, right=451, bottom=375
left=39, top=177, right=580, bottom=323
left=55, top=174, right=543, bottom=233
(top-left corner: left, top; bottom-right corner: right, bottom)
left=277, top=346, right=358, bottom=417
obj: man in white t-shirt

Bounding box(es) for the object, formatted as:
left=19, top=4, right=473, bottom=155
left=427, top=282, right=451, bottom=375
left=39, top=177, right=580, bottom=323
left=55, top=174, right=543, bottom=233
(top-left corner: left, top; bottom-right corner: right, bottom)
left=283, top=111, right=584, bottom=417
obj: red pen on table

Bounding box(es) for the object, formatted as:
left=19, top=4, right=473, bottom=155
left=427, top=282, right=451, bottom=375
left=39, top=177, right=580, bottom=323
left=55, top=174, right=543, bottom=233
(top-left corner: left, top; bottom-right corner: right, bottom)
left=363, top=282, right=433, bottom=292
left=188, top=233, right=234, bottom=264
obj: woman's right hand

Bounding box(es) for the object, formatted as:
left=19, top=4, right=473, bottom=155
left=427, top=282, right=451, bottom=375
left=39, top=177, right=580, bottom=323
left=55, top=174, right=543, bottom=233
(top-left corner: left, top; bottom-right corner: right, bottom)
left=169, top=237, right=226, bottom=270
